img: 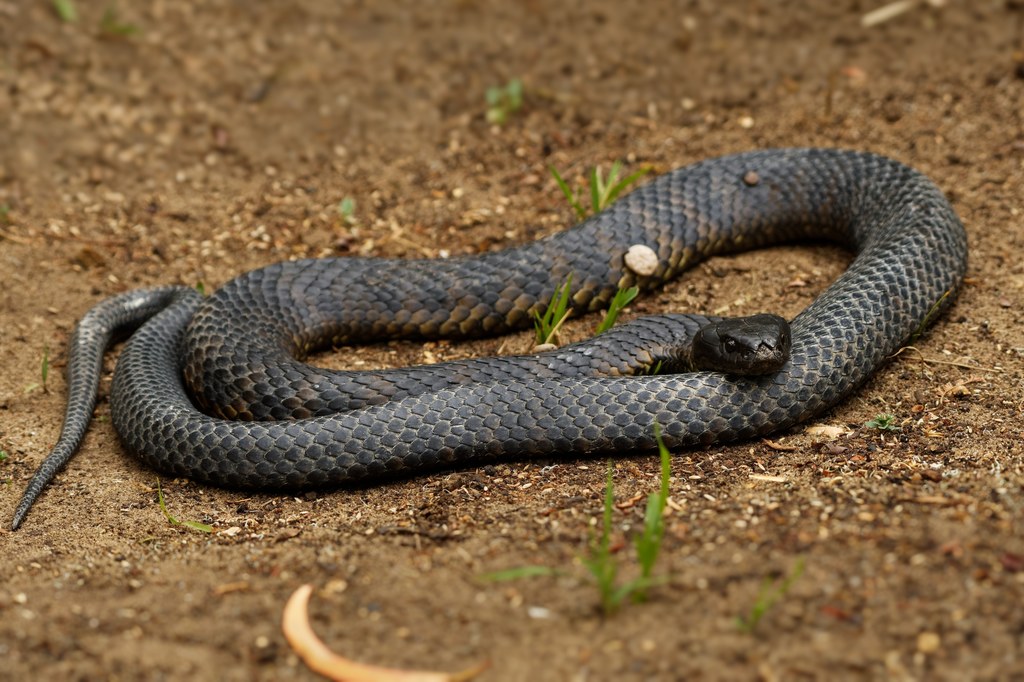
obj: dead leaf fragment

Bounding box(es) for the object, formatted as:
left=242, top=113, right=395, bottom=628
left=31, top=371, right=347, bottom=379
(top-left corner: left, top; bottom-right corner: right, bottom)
left=999, top=552, right=1024, bottom=573
left=762, top=439, right=797, bottom=452
left=749, top=474, right=788, bottom=483
left=805, top=424, right=851, bottom=440
left=282, top=584, right=489, bottom=682
left=213, top=581, right=251, bottom=596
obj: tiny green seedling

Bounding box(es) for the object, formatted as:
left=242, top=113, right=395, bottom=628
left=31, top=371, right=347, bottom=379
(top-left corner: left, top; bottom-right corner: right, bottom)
left=595, top=286, right=639, bottom=335
left=0, top=204, right=10, bottom=226
left=534, top=277, right=639, bottom=347
left=24, top=346, right=52, bottom=394
left=550, top=162, right=651, bottom=220
left=194, top=281, right=206, bottom=296
left=338, top=197, right=357, bottom=226
left=631, top=423, right=672, bottom=602
left=0, top=449, right=8, bottom=463
left=582, top=424, right=672, bottom=614
left=737, top=556, right=806, bottom=633
left=99, top=4, right=140, bottom=38
left=485, top=79, right=523, bottom=125
left=51, top=0, right=76, bottom=22
left=533, top=274, right=573, bottom=346
left=864, top=414, right=900, bottom=431
left=482, top=425, right=672, bottom=617
left=156, top=480, right=214, bottom=533
left=581, top=462, right=622, bottom=613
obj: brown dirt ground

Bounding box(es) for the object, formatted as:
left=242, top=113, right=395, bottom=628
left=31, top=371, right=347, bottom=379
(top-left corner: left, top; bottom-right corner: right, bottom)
left=2, top=1, right=1023, bottom=680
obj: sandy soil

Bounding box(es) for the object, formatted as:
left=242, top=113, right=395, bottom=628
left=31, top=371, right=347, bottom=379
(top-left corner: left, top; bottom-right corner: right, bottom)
left=2, top=1, right=1023, bottom=680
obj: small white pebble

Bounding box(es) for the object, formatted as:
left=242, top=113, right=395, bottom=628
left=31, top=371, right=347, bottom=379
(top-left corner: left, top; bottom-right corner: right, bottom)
left=624, top=244, right=658, bottom=276
left=527, top=606, right=552, bottom=619
left=917, top=631, right=941, bottom=653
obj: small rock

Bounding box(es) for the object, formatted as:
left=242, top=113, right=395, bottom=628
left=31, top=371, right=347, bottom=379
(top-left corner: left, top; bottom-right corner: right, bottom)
left=917, top=631, right=941, bottom=654
left=624, top=244, right=658, bottom=276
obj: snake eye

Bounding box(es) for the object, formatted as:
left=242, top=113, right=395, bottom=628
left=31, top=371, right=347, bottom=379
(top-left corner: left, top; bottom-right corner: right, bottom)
left=724, top=338, right=738, bottom=353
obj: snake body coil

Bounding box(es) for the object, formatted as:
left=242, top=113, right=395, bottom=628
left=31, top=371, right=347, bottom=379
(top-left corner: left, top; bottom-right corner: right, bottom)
left=12, top=148, right=968, bottom=529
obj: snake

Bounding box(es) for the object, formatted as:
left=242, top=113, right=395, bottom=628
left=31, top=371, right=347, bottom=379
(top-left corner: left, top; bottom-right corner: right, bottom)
left=10, top=148, right=968, bottom=530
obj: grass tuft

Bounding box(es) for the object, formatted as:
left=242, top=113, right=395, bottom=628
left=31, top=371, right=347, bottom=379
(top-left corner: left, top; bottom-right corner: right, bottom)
left=631, top=423, right=672, bottom=601
left=485, top=79, right=523, bottom=125
left=99, top=4, right=140, bottom=38
left=595, top=286, right=639, bottom=335
left=737, top=556, right=806, bottom=633
left=338, top=197, right=357, bottom=226
left=156, top=480, right=214, bottom=533
left=533, top=274, right=573, bottom=346
left=864, top=413, right=900, bottom=431
left=550, top=162, right=650, bottom=220
left=24, top=346, right=52, bottom=394
left=482, top=425, right=673, bottom=616
left=534, top=276, right=639, bottom=347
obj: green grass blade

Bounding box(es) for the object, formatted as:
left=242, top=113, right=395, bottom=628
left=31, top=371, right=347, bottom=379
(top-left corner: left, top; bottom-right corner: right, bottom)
left=549, top=166, right=586, bottom=219
left=533, top=274, right=573, bottom=345
left=601, top=161, right=622, bottom=206
left=582, top=461, right=620, bottom=615
left=52, top=0, right=76, bottom=22
left=865, top=414, right=900, bottom=431
left=479, top=565, right=559, bottom=582
left=506, top=78, right=523, bottom=110
left=604, top=167, right=651, bottom=206
left=589, top=167, right=602, bottom=214
left=156, top=480, right=213, bottom=533
left=631, top=424, right=671, bottom=601
left=100, top=6, right=140, bottom=37
left=737, top=556, right=806, bottom=632
left=595, top=286, right=639, bottom=334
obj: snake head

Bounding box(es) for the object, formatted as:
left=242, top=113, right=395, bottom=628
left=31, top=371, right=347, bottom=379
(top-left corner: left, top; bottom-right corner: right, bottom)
left=690, top=313, right=791, bottom=375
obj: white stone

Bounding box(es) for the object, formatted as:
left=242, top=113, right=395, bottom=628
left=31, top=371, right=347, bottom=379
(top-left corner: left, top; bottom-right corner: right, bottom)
left=624, top=244, right=658, bottom=276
